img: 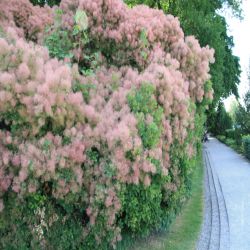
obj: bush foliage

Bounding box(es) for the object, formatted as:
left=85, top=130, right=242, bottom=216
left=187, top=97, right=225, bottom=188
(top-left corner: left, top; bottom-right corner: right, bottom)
left=243, top=135, right=250, bottom=160
left=0, top=0, right=214, bottom=248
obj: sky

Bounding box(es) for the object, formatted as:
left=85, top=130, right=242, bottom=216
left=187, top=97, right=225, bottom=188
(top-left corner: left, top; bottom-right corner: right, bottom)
left=223, top=0, right=250, bottom=110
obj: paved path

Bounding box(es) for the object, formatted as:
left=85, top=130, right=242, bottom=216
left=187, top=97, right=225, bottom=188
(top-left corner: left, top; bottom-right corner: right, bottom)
left=197, top=137, right=250, bottom=250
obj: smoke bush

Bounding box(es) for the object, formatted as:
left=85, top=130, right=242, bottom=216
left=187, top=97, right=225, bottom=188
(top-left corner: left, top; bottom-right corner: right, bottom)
left=0, top=0, right=53, bottom=41
left=0, top=0, right=214, bottom=248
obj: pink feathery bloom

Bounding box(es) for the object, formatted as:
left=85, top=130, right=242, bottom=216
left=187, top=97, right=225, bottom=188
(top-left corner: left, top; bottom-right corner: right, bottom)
left=2, top=151, right=10, bottom=165
left=162, top=167, right=169, bottom=176
left=28, top=183, right=37, bottom=193
left=47, top=159, right=56, bottom=173
left=144, top=175, right=151, bottom=186
left=12, top=182, right=21, bottom=193
left=67, top=92, right=84, bottom=106
left=19, top=168, right=28, bottom=182
left=0, top=178, right=11, bottom=191
left=58, top=179, right=66, bottom=187
left=59, top=157, right=66, bottom=168
left=20, top=156, right=30, bottom=168
left=17, top=63, right=30, bottom=80
left=84, top=105, right=97, bottom=121
left=0, top=39, right=9, bottom=55
left=12, top=155, right=21, bottom=166
left=142, top=161, right=151, bottom=173
left=105, top=195, right=113, bottom=207
left=86, top=207, right=92, bottom=216
left=114, top=200, right=121, bottom=210
left=68, top=141, right=85, bottom=163
left=5, top=135, right=12, bottom=144
left=0, top=72, right=14, bottom=86
left=74, top=167, right=83, bottom=185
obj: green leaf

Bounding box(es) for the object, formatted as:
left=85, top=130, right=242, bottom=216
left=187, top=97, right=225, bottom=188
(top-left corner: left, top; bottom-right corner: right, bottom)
left=74, top=10, right=89, bottom=31
left=140, top=29, right=149, bottom=47
left=140, top=50, right=148, bottom=60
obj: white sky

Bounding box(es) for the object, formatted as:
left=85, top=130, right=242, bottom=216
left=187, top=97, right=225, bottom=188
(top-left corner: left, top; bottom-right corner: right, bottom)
left=223, top=0, right=250, bottom=110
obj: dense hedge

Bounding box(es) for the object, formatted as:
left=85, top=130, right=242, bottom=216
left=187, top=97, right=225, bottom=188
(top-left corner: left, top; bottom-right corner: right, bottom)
left=0, top=0, right=214, bottom=249
left=225, top=129, right=242, bottom=146
left=243, top=135, right=250, bottom=160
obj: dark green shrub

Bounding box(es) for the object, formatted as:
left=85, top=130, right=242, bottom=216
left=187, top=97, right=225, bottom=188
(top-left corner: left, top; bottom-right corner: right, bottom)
left=225, top=129, right=242, bottom=145
left=243, top=135, right=250, bottom=160
left=210, top=102, right=232, bottom=135
left=119, top=183, right=163, bottom=236
left=217, top=135, right=226, bottom=142
left=225, top=138, right=235, bottom=147
left=225, top=129, right=236, bottom=139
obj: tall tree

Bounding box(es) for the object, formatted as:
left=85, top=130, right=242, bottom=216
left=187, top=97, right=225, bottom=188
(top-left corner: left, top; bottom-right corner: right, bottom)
left=212, top=102, right=233, bottom=134
left=235, top=90, right=250, bottom=134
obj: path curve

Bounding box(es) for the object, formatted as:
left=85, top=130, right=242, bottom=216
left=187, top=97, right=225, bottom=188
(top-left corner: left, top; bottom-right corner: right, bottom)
left=197, top=137, right=250, bottom=250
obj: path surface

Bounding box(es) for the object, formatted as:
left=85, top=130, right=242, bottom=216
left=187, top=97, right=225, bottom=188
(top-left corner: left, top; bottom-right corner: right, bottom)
left=197, top=137, right=250, bottom=250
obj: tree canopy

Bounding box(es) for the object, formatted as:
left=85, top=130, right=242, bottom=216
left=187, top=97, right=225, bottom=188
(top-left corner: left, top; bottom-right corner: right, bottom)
left=235, top=91, right=250, bottom=134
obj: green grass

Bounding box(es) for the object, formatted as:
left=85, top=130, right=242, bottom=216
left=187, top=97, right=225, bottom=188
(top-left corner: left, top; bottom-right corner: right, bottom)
left=121, top=155, right=204, bottom=250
